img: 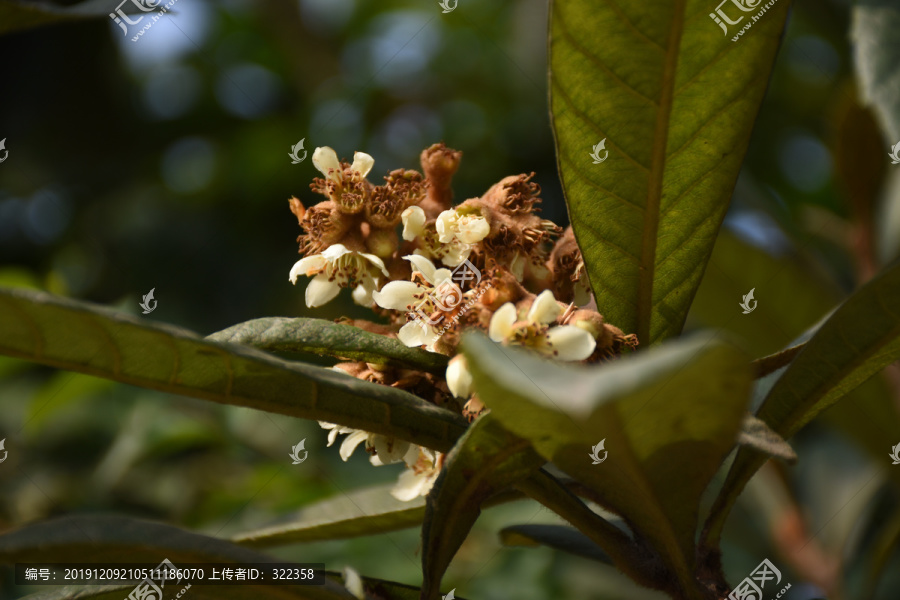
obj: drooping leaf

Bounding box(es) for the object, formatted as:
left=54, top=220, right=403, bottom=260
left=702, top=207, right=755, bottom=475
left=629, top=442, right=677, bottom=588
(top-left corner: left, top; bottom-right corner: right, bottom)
left=550, top=0, right=791, bottom=345
left=233, top=482, right=531, bottom=548
left=420, top=413, right=545, bottom=600
left=207, top=317, right=448, bottom=374
left=0, top=287, right=467, bottom=452
left=233, top=484, right=427, bottom=547
left=499, top=524, right=613, bottom=565
left=462, top=332, right=752, bottom=598
left=702, top=260, right=900, bottom=550
left=0, top=515, right=352, bottom=600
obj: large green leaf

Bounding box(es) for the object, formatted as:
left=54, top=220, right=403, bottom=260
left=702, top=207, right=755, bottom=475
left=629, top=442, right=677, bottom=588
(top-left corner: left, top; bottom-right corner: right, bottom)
left=550, top=0, right=791, bottom=345
left=233, top=483, right=531, bottom=548
left=208, top=317, right=448, bottom=374
left=419, top=414, right=545, bottom=600
left=0, top=287, right=466, bottom=452
left=702, top=260, right=900, bottom=551
left=233, top=484, right=427, bottom=547
left=462, top=332, right=752, bottom=599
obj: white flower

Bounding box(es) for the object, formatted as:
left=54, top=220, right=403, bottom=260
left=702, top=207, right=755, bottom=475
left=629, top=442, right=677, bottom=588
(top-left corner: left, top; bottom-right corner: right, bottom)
left=318, top=421, right=410, bottom=465
left=489, top=290, right=596, bottom=361
left=401, top=206, right=426, bottom=241
left=373, top=255, right=465, bottom=350
left=446, top=355, right=473, bottom=398
left=436, top=208, right=490, bottom=244
left=312, top=146, right=374, bottom=183
left=289, top=243, right=389, bottom=308
left=391, top=446, right=442, bottom=501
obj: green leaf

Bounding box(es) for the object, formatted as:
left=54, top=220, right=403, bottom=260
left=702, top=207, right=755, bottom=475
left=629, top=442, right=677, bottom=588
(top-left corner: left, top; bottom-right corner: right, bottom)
left=853, top=0, right=900, bottom=141
left=0, top=0, right=146, bottom=36
left=702, top=260, right=900, bottom=550
left=207, top=317, right=448, bottom=374
left=462, top=332, right=752, bottom=598
left=688, top=232, right=842, bottom=359
left=0, top=287, right=467, bottom=452
left=0, top=515, right=353, bottom=600
left=550, top=0, right=791, bottom=345
left=232, top=482, right=532, bottom=548
left=499, top=524, right=613, bottom=565
left=233, top=484, right=427, bottom=547
left=420, top=413, right=545, bottom=600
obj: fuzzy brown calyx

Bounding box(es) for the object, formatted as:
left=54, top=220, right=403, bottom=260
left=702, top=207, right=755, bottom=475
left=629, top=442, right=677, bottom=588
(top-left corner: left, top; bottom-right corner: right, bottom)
left=420, top=142, right=462, bottom=216
left=367, top=169, right=426, bottom=228
left=295, top=200, right=351, bottom=255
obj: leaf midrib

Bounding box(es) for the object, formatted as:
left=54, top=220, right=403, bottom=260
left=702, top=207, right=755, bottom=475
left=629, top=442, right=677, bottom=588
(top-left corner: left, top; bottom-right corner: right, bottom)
left=638, top=0, right=687, bottom=345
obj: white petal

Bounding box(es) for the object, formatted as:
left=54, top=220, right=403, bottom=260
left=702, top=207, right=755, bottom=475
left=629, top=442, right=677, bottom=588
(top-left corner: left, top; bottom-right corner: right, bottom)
left=372, top=281, right=422, bottom=311
left=339, top=430, right=369, bottom=461
left=372, top=436, right=411, bottom=464
left=305, top=274, right=341, bottom=307
left=391, top=469, right=430, bottom=501
left=440, top=242, right=470, bottom=267
left=289, top=254, right=327, bottom=283
left=456, top=215, right=490, bottom=244
left=435, top=210, right=456, bottom=243
left=401, top=444, right=420, bottom=467
left=312, top=146, right=341, bottom=181
left=343, top=567, right=365, bottom=600
left=489, top=303, right=517, bottom=342
left=398, top=321, right=431, bottom=347
left=352, top=282, right=374, bottom=306
left=545, top=325, right=597, bottom=361
left=446, top=355, right=473, bottom=398
left=401, top=206, right=426, bottom=241
left=405, top=254, right=438, bottom=283
left=574, top=281, right=592, bottom=307
left=528, top=290, right=561, bottom=325
left=350, top=151, right=374, bottom=178
left=321, top=243, right=352, bottom=262
left=359, top=252, right=389, bottom=276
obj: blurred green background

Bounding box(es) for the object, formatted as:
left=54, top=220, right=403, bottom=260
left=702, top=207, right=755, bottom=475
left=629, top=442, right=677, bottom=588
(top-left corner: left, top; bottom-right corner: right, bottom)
left=1, top=0, right=899, bottom=598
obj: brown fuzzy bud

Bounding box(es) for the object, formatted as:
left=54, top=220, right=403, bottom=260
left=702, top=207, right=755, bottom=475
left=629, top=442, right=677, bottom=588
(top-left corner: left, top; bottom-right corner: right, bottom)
left=420, top=142, right=462, bottom=215
left=288, top=196, right=306, bottom=225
